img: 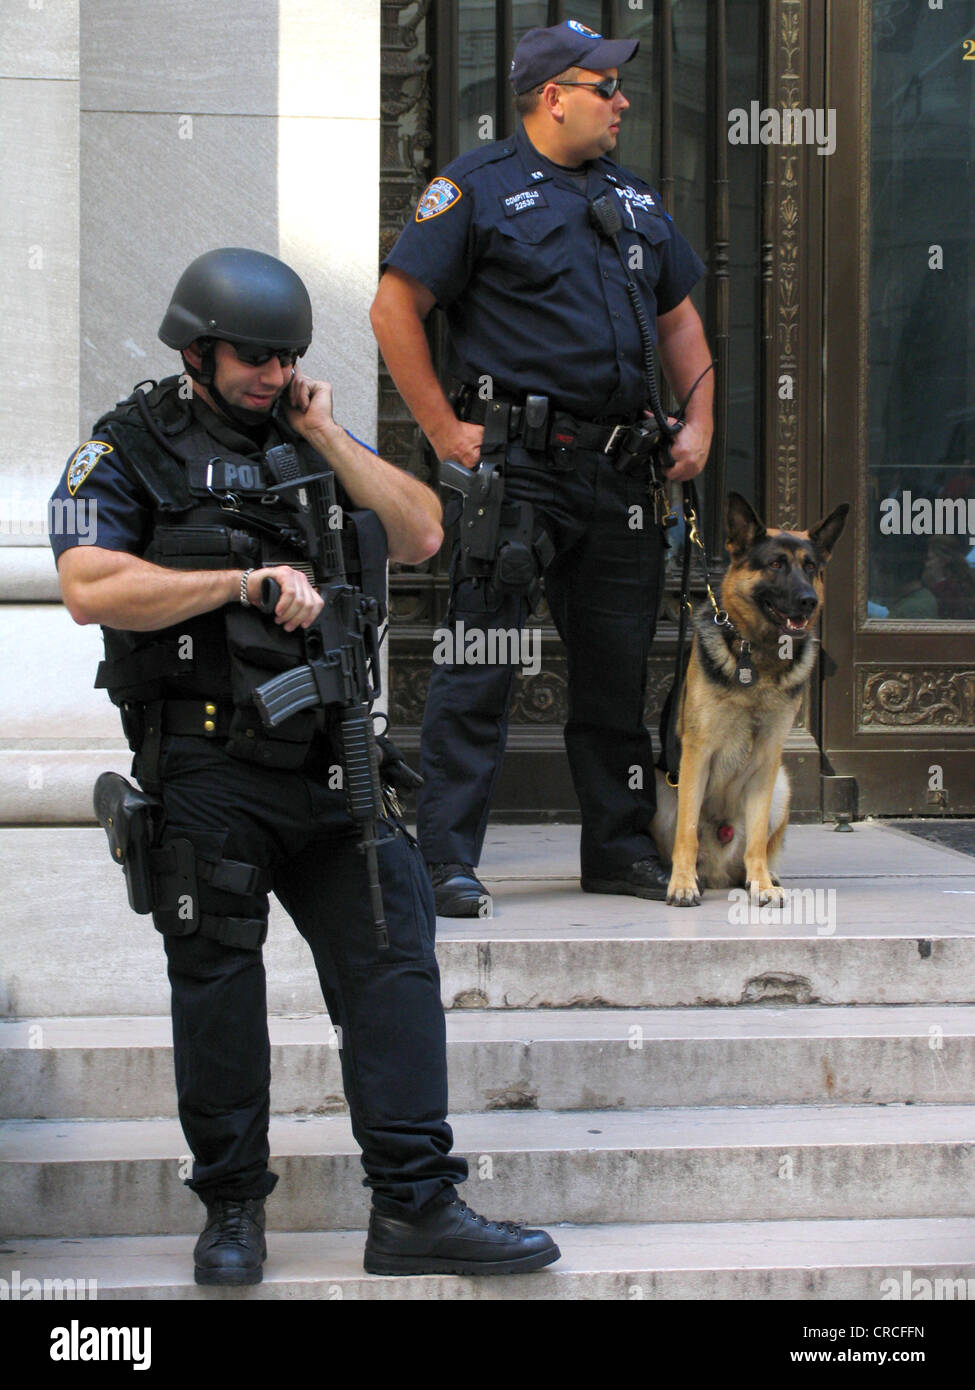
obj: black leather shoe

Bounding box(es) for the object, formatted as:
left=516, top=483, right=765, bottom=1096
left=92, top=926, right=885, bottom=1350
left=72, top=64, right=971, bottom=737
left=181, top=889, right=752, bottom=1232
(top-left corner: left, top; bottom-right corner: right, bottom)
left=581, top=855, right=671, bottom=901
left=193, top=1197, right=267, bottom=1286
left=428, top=862, right=492, bottom=917
left=363, top=1196, right=560, bottom=1276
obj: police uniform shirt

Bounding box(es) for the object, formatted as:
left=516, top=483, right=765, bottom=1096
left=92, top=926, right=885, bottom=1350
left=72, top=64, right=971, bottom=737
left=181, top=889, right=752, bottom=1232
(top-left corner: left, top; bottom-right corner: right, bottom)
left=383, top=122, right=706, bottom=421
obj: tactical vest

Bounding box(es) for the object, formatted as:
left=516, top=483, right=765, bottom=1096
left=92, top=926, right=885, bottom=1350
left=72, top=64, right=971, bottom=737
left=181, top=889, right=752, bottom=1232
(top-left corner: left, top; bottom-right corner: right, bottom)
left=92, top=378, right=387, bottom=771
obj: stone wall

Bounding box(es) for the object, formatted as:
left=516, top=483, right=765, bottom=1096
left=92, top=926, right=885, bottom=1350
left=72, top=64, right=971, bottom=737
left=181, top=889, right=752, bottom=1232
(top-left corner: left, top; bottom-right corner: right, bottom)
left=0, top=0, right=380, bottom=822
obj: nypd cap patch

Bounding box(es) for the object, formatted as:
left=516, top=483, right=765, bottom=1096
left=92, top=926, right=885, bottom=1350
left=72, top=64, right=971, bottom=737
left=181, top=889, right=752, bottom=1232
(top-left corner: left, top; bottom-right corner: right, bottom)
left=67, top=440, right=113, bottom=495
left=415, top=177, right=462, bottom=223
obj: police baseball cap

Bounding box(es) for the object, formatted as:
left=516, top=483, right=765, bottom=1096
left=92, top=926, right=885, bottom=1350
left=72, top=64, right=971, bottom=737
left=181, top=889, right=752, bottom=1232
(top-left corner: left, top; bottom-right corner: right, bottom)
left=509, top=19, right=639, bottom=95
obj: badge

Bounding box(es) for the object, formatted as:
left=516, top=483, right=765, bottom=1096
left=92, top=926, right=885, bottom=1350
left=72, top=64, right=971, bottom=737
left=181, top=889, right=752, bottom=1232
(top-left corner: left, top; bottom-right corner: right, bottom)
left=501, top=188, right=548, bottom=216
left=415, top=177, right=462, bottom=222
left=67, top=440, right=113, bottom=495
left=614, top=184, right=655, bottom=211
left=567, top=20, right=600, bottom=37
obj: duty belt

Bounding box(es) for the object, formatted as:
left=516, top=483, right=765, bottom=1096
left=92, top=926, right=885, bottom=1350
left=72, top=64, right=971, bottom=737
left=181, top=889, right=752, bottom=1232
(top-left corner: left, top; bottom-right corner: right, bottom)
left=452, top=383, right=641, bottom=459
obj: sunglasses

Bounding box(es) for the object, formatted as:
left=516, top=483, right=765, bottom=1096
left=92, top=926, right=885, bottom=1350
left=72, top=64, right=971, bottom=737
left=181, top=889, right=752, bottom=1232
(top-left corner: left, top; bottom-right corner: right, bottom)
left=231, top=344, right=304, bottom=368
left=545, top=75, right=623, bottom=99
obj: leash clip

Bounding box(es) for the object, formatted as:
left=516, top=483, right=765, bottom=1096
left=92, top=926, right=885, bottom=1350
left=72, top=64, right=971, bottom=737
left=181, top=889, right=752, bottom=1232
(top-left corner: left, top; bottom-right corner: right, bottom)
left=603, top=424, right=624, bottom=456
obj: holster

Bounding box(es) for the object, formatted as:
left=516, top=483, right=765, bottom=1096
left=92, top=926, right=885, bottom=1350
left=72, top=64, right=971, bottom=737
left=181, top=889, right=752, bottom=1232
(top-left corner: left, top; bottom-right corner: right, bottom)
left=93, top=771, right=160, bottom=914
left=93, top=771, right=270, bottom=949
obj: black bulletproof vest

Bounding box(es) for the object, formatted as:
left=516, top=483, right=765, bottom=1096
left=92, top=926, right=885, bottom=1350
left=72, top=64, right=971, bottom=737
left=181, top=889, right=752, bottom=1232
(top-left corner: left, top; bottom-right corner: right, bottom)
left=92, top=378, right=387, bottom=763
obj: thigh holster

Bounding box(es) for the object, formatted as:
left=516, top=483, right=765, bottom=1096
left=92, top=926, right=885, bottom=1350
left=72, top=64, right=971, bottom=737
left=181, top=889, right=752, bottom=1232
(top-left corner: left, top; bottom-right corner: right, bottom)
left=93, top=771, right=272, bottom=950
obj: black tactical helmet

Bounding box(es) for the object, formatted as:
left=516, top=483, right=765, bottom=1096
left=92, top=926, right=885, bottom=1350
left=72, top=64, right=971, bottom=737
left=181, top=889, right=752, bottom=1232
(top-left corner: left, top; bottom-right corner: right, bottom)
left=159, top=247, right=313, bottom=354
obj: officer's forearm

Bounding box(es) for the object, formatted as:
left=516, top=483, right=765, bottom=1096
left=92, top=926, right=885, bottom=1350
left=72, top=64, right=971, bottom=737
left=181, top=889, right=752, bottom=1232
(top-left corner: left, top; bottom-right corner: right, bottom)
left=57, top=547, right=242, bottom=630
left=657, top=302, right=714, bottom=430
left=302, top=421, right=443, bottom=566
left=370, top=281, right=458, bottom=451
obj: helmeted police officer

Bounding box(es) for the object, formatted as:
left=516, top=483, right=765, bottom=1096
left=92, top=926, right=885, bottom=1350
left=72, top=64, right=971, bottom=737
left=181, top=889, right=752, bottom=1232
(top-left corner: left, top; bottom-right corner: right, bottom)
left=370, top=20, right=714, bottom=915
left=51, top=247, right=559, bottom=1283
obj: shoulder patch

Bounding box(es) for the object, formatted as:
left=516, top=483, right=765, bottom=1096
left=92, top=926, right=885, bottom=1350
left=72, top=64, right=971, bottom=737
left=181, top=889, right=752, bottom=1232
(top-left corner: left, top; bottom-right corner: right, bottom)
left=416, top=178, right=463, bottom=222
left=67, top=440, right=113, bottom=495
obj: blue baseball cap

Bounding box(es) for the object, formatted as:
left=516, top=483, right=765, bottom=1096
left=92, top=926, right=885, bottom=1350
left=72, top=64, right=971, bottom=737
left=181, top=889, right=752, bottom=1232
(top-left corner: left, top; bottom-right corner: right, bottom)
left=510, top=19, right=639, bottom=96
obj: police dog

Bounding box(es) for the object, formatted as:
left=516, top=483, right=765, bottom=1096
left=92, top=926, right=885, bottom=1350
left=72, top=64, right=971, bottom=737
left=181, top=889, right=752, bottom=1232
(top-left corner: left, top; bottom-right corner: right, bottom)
left=651, top=492, right=848, bottom=907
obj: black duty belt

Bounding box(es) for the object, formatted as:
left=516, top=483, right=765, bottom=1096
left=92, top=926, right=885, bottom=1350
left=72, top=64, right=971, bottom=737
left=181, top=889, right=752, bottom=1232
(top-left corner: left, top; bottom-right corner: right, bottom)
left=452, top=383, right=641, bottom=459
left=160, top=700, right=235, bottom=739
left=159, top=699, right=329, bottom=740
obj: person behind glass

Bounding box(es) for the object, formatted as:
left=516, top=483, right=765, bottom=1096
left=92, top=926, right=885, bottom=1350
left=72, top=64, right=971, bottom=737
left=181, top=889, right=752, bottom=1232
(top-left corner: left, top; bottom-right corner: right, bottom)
left=371, top=19, right=714, bottom=916
left=50, top=248, right=560, bottom=1283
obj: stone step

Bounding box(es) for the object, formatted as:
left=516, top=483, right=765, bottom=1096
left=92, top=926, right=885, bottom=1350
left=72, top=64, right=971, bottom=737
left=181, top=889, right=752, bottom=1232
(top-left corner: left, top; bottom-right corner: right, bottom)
left=4, top=1006, right=975, bottom=1119
left=4, top=826, right=975, bottom=1016
left=3, top=1216, right=974, bottom=1300
left=3, top=1105, right=974, bottom=1237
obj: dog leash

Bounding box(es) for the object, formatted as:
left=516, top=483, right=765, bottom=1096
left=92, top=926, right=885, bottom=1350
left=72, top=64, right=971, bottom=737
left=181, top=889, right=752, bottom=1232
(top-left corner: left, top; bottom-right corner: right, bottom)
left=657, top=480, right=754, bottom=786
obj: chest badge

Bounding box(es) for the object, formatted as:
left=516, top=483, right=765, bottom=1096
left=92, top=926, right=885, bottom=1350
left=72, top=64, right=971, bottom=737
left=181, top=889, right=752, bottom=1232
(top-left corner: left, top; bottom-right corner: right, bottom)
left=67, top=440, right=113, bottom=495
left=416, top=177, right=462, bottom=222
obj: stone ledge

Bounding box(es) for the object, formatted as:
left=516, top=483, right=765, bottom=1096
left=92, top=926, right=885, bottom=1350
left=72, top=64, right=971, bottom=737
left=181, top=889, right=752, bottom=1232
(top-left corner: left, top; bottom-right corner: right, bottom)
left=0, top=547, right=62, bottom=601
left=0, top=749, right=131, bottom=824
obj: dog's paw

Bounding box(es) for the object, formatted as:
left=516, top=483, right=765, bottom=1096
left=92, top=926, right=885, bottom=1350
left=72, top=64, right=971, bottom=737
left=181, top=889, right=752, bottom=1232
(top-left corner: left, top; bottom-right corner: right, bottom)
left=667, top=870, right=702, bottom=907
left=747, top=878, right=786, bottom=908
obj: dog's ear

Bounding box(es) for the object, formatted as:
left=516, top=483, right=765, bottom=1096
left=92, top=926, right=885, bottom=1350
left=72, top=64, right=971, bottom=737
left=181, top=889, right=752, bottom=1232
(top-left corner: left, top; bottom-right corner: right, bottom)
left=808, top=502, right=850, bottom=560
left=725, top=492, right=766, bottom=558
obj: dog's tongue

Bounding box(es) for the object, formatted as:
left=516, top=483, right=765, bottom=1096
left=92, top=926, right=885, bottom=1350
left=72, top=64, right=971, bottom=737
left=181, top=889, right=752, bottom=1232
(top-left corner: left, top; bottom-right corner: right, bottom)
left=717, top=823, right=734, bottom=844
left=785, top=616, right=808, bottom=632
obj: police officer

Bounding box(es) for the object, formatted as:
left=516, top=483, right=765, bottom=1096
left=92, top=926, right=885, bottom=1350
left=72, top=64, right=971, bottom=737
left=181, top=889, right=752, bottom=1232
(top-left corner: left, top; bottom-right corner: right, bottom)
left=50, top=248, right=559, bottom=1283
left=370, top=20, right=713, bottom=915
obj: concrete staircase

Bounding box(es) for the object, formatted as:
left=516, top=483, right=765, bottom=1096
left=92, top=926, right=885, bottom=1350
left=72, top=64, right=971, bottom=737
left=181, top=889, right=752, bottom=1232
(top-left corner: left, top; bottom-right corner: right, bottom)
left=3, top=821, right=975, bottom=1300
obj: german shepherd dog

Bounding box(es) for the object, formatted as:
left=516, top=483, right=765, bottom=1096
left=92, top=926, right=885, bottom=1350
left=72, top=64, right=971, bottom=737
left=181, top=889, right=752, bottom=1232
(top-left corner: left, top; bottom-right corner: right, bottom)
left=651, top=492, right=848, bottom=907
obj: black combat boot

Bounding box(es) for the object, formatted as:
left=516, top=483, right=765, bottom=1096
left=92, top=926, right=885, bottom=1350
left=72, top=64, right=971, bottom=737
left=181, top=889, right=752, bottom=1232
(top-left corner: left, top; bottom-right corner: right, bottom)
left=581, top=855, right=671, bottom=901
left=363, top=1196, right=560, bottom=1276
left=193, top=1197, right=267, bottom=1286
left=428, top=862, right=492, bottom=917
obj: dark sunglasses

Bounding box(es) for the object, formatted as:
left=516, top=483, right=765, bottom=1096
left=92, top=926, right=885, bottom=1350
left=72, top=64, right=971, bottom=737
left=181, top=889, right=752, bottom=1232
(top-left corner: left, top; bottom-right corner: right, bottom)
left=546, top=75, right=623, bottom=99
left=231, top=344, right=304, bottom=368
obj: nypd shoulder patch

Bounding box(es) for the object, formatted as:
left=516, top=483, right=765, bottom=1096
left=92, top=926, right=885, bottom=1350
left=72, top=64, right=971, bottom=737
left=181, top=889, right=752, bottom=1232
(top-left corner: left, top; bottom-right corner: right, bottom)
left=67, top=440, right=113, bottom=495
left=415, top=177, right=463, bottom=223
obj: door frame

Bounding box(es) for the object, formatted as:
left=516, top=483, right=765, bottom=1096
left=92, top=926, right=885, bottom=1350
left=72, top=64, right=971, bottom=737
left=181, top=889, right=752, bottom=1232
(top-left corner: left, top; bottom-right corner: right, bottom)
left=821, top=0, right=975, bottom=817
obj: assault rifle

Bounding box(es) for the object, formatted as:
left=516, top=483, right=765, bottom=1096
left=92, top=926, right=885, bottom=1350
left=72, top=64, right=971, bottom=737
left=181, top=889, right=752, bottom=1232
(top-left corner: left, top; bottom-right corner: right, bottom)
left=254, top=444, right=389, bottom=949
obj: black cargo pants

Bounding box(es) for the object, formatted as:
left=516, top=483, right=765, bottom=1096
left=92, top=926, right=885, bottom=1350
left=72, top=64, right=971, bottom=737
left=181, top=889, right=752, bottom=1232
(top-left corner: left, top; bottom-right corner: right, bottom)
left=150, top=731, right=468, bottom=1216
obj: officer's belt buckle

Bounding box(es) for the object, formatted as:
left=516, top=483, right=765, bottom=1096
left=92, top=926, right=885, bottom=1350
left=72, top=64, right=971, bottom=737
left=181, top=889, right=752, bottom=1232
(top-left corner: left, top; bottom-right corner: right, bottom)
left=603, top=425, right=625, bottom=457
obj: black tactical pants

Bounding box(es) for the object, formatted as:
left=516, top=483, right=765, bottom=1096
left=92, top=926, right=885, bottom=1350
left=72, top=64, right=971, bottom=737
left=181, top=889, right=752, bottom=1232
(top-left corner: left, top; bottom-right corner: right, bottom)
left=417, top=442, right=665, bottom=877
left=151, top=732, right=468, bottom=1215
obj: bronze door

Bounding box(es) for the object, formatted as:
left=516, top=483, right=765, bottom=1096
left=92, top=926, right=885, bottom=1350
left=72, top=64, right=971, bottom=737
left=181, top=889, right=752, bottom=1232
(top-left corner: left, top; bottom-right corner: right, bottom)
left=821, top=1, right=975, bottom=816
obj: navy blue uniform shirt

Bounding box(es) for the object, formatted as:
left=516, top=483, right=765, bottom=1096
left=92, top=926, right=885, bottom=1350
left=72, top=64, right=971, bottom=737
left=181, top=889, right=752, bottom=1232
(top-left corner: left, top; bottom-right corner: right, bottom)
left=383, top=123, right=706, bottom=420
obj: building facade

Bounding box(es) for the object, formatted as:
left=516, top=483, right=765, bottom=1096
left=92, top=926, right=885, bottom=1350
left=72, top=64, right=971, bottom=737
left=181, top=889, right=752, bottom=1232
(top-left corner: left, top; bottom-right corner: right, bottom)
left=2, top=0, right=972, bottom=826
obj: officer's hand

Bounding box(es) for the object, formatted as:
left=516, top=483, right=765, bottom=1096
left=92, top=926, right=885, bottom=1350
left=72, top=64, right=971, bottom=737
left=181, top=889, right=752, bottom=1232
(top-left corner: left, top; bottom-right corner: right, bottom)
left=284, top=372, right=336, bottom=438
left=652, top=414, right=711, bottom=483
left=429, top=418, right=484, bottom=470
left=248, top=565, right=324, bottom=632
